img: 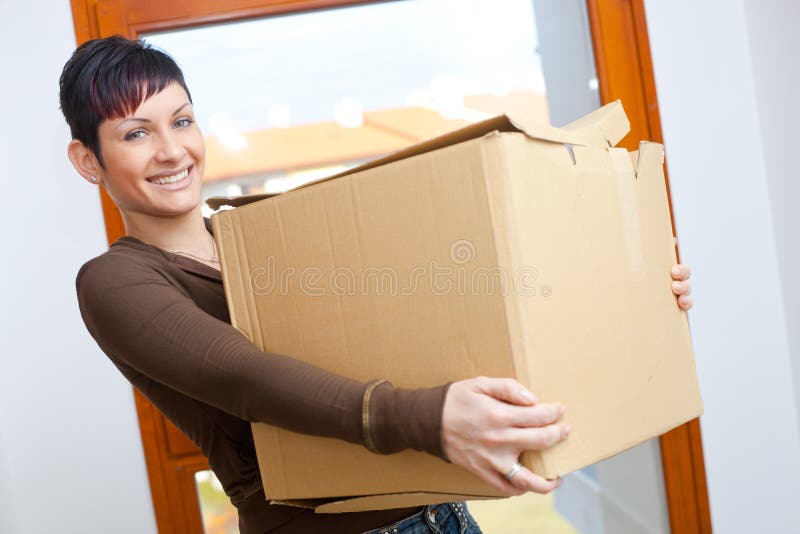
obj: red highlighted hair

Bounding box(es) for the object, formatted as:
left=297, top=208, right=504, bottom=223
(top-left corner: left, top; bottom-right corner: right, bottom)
left=59, top=35, right=193, bottom=168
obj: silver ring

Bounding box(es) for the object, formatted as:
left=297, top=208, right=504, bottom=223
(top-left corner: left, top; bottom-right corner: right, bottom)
left=504, top=462, right=522, bottom=481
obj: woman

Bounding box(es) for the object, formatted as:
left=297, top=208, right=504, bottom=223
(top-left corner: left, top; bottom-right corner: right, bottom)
left=60, top=36, right=693, bottom=534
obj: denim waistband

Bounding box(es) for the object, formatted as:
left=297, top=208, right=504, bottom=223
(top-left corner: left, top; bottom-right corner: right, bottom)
left=361, top=501, right=478, bottom=534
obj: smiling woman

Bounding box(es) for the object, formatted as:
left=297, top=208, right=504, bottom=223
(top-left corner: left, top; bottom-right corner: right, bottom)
left=61, top=36, right=210, bottom=260
left=68, top=103, right=205, bottom=248
left=58, top=35, right=563, bottom=534
left=59, top=34, right=691, bottom=534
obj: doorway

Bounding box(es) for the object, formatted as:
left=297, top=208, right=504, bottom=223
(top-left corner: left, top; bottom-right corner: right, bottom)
left=69, top=1, right=710, bottom=532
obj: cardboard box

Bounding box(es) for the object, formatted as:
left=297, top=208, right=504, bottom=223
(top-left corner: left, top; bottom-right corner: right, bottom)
left=207, top=100, right=703, bottom=512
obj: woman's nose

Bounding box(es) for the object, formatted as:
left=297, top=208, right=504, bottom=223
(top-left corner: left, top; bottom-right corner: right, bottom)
left=155, top=131, right=186, bottom=162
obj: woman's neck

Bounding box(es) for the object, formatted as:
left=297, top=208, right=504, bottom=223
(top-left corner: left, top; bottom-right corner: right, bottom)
left=122, top=206, right=214, bottom=259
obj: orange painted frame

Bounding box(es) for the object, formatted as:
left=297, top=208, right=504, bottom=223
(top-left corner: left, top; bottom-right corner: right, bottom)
left=68, top=1, right=712, bottom=532
left=585, top=3, right=712, bottom=532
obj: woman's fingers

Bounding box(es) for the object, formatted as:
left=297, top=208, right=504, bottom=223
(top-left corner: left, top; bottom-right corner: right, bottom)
left=671, top=280, right=691, bottom=296
left=670, top=263, right=691, bottom=281
left=474, top=460, right=561, bottom=496
left=475, top=376, right=538, bottom=406
left=670, top=264, right=693, bottom=310
left=507, top=402, right=565, bottom=427
left=497, top=423, right=571, bottom=450
left=507, top=466, right=562, bottom=494
left=473, top=464, right=527, bottom=496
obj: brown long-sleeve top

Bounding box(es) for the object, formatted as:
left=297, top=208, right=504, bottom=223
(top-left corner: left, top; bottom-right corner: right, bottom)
left=75, top=216, right=453, bottom=533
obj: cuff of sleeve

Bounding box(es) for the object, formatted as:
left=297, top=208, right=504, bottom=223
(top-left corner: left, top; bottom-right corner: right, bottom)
left=366, top=380, right=453, bottom=462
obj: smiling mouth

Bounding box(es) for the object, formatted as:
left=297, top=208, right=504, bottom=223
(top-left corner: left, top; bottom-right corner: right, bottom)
left=147, top=165, right=192, bottom=185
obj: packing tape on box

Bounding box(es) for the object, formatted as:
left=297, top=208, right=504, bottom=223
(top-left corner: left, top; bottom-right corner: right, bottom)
left=609, top=148, right=645, bottom=273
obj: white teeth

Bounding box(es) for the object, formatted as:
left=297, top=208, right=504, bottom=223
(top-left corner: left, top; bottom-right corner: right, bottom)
left=150, top=167, right=189, bottom=185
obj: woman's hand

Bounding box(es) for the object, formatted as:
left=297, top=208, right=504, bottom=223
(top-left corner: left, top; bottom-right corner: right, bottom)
left=441, top=377, right=569, bottom=497
left=670, top=263, right=692, bottom=311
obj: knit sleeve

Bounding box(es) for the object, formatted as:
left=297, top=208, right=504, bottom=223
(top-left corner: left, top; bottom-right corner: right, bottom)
left=75, top=254, right=451, bottom=461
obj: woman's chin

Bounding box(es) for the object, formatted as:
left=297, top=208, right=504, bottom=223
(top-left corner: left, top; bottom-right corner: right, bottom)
left=147, top=175, right=206, bottom=213
left=148, top=194, right=205, bottom=217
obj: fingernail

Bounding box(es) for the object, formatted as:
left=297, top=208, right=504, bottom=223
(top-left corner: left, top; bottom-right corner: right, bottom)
left=672, top=281, right=683, bottom=291
left=520, top=389, right=538, bottom=403
left=671, top=266, right=681, bottom=276
left=564, top=425, right=572, bottom=436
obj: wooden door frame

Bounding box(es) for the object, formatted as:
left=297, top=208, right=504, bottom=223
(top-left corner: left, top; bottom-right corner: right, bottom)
left=68, top=1, right=712, bottom=532
left=585, top=4, right=712, bottom=532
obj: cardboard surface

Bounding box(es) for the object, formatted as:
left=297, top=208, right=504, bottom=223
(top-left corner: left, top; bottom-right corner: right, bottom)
left=271, top=493, right=503, bottom=514
left=209, top=100, right=703, bottom=511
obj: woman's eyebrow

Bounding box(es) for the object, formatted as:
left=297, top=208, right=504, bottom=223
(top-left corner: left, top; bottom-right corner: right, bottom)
left=116, top=102, right=193, bottom=129
left=171, top=102, right=192, bottom=115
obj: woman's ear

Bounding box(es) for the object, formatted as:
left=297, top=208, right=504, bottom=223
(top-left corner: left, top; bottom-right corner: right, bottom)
left=67, top=139, right=103, bottom=185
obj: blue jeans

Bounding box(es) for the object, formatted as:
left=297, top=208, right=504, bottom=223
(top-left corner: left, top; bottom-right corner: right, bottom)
left=361, top=502, right=483, bottom=534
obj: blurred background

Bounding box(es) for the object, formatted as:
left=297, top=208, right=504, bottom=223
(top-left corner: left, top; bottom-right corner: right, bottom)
left=2, top=0, right=799, bottom=533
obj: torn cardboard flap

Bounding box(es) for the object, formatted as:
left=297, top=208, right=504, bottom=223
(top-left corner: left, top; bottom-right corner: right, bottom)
left=205, top=100, right=630, bottom=211
left=562, top=98, right=630, bottom=147
left=635, top=140, right=665, bottom=178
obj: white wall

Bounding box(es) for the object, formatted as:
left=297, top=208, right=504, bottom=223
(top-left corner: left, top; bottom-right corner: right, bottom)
left=0, top=2, right=156, bottom=533
left=643, top=0, right=800, bottom=532
left=742, top=0, right=800, bottom=442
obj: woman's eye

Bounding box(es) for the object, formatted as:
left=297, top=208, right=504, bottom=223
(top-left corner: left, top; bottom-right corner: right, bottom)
left=174, top=118, right=194, bottom=128
left=124, top=130, right=145, bottom=141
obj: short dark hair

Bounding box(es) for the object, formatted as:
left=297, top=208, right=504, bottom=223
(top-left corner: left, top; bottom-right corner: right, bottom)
left=59, top=35, right=193, bottom=168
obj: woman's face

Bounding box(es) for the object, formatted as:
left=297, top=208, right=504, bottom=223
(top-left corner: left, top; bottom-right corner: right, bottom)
left=94, top=81, right=206, bottom=217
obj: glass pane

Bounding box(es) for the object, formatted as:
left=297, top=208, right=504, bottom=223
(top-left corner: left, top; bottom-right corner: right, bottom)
left=555, top=440, right=671, bottom=534
left=146, top=1, right=671, bottom=532
left=195, top=470, right=238, bottom=534
left=146, top=0, right=555, bottom=211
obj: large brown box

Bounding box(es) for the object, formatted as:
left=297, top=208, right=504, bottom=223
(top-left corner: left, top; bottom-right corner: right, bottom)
left=208, top=101, right=702, bottom=512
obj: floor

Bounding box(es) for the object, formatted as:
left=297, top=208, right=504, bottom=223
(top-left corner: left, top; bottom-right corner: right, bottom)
left=467, top=493, right=578, bottom=534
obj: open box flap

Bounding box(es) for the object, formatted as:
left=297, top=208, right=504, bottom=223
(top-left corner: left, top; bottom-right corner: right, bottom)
left=270, top=491, right=506, bottom=514
left=561, top=98, right=630, bottom=147
left=205, top=100, right=629, bottom=211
